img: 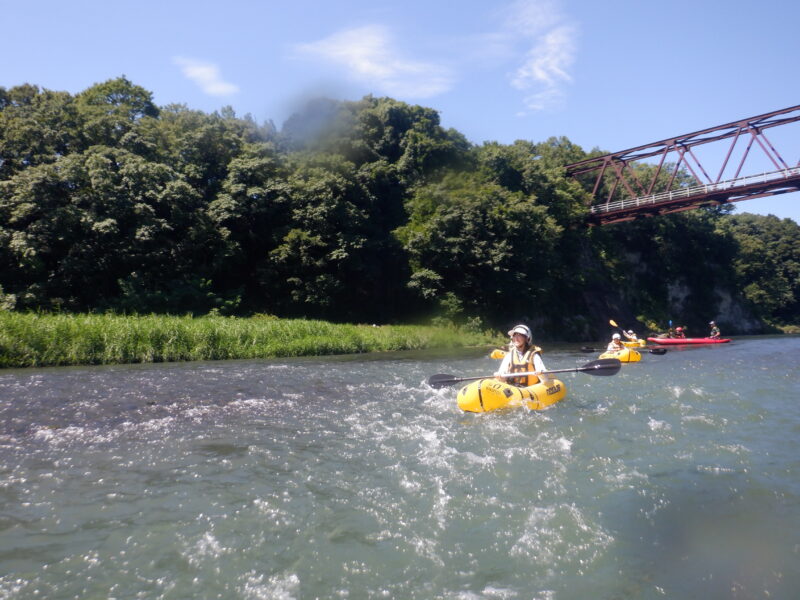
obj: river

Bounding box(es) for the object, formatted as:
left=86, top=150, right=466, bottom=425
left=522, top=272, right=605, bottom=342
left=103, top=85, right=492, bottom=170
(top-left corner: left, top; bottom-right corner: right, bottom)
left=1, top=336, right=798, bottom=599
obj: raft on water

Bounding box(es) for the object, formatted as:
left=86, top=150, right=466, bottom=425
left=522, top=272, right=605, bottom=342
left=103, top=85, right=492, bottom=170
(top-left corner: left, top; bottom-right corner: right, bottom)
left=622, top=339, right=646, bottom=348
left=598, top=347, right=641, bottom=362
left=456, top=378, right=567, bottom=413
left=646, top=337, right=731, bottom=345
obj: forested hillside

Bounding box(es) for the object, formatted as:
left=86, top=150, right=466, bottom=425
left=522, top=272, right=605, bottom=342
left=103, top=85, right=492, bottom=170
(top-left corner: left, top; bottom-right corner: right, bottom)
left=1, top=77, right=798, bottom=339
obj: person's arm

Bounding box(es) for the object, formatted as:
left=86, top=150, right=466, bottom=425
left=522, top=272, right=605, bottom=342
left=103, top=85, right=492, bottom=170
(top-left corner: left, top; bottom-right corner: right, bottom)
left=495, top=352, right=512, bottom=379
left=533, top=352, right=551, bottom=383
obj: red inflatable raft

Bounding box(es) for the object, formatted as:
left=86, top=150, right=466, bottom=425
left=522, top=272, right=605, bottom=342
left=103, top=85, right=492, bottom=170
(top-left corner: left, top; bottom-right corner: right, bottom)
left=647, top=337, right=731, bottom=345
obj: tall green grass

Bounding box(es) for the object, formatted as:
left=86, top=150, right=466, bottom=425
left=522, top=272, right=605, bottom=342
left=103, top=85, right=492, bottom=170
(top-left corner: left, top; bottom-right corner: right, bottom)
left=0, top=312, right=504, bottom=368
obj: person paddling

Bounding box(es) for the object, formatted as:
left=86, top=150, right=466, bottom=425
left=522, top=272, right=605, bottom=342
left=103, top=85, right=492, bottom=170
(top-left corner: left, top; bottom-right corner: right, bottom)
left=708, top=321, right=721, bottom=338
left=674, top=326, right=686, bottom=339
left=623, top=329, right=639, bottom=342
left=606, top=333, right=625, bottom=352
left=495, top=324, right=550, bottom=386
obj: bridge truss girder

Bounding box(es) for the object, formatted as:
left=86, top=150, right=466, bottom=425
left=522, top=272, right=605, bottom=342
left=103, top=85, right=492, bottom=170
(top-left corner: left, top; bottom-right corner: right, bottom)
left=565, top=104, right=800, bottom=226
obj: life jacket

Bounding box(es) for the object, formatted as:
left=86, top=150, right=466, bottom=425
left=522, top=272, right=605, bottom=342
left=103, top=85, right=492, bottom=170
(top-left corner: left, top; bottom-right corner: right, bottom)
left=506, top=346, right=542, bottom=386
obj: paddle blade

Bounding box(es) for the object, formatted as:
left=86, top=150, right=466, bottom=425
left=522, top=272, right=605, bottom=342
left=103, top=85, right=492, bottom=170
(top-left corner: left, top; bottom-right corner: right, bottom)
left=580, top=346, right=597, bottom=353
left=426, top=374, right=461, bottom=389
left=649, top=348, right=668, bottom=355
left=609, top=319, right=619, bottom=328
left=580, top=358, right=621, bottom=376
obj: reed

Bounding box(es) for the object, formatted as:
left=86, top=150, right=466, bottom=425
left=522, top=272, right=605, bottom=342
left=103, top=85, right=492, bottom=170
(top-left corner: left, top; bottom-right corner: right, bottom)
left=0, top=312, right=504, bottom=368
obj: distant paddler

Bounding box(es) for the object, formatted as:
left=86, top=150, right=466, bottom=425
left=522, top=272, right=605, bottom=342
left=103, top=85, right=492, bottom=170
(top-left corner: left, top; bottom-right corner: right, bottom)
left=606, top=333, right=625, bottom=353
left=709, top=321, right=721, bottom=339
left=609, top=319, right=644, bottom=347
left=622, top=329, right=639, bottom=342
left=600, top=332, right=642, bottom=362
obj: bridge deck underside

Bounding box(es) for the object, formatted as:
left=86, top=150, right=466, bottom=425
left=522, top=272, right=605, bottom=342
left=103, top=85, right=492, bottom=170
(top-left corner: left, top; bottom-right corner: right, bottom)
left=587, top=172, right=800, bottom=226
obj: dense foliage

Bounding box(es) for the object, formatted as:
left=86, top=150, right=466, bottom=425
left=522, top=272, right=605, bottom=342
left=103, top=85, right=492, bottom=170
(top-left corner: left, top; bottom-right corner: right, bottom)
left=715, top=213, right=800, bottom=325
left=1, top=77, right=798, bottom=337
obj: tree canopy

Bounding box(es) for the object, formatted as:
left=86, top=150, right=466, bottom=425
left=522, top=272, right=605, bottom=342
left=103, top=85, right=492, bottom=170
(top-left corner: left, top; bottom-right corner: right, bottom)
left=1, top=77, right=797, bottom=336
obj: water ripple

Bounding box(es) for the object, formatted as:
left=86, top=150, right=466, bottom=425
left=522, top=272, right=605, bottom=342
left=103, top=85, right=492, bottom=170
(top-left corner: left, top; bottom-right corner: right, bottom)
left=0, top=338, right=799, bottom=598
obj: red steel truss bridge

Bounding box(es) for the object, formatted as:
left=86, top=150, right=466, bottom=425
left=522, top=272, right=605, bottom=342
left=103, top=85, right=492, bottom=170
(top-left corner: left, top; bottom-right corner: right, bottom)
left=565, top=104, right=800, bottom=226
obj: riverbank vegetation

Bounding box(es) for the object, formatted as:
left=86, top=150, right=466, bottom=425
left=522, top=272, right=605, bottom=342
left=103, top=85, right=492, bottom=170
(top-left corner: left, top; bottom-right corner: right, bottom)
left=0, top=312, right=503, bottom=368
left=1, top=78, right=798, bottom=349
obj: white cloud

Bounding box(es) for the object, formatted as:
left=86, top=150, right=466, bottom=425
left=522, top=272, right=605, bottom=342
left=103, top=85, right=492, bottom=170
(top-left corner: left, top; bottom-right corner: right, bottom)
left=517, top=85, right=565, bottom=114
left=503, top=0, right=578, bottom=112
left=173, top=56, right=239, bottom=96
left=294, top=25, right=453, bottom=98
left=512, top=25, right=576, bottom=90
left=289, top=1, right=576, bottom=112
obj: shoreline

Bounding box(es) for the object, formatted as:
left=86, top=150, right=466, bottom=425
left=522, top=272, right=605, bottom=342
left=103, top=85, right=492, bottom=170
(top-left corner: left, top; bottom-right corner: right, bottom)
left=2, top=312, right=796, bottom=370
left=0, top=312, right=504, bottom=369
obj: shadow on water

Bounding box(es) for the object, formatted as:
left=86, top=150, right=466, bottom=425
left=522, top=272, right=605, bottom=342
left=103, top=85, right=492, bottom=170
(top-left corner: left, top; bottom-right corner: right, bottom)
left=195, top=443, right=251, bottom=458
left=601, top=471, right=800, bottom=599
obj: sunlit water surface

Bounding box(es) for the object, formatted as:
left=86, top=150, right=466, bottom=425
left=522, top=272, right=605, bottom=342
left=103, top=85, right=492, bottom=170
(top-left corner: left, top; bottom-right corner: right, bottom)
left=1, top=336, right=799, bottom=599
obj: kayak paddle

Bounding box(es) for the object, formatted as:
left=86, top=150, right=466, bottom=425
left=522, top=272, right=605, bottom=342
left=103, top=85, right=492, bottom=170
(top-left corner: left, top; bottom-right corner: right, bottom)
left=610, top=319, right=650, bottom=344
left=581, top=346, right=667, bottom=355
left=426, top=358, right=622, bottom=389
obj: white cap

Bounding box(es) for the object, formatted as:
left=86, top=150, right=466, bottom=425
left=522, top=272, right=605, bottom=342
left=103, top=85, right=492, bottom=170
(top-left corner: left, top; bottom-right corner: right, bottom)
left=612, top=333, right=621, bottom=339
left=507, top=324, right=532, bottom=340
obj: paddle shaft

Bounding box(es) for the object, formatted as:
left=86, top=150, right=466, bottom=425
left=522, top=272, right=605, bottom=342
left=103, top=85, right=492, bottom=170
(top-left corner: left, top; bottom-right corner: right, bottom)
left=427, top=359, right=621, bottom=388
left=433, top=370, right=553, bottom=387
left=581, top=346, right=666, bottom=355
left=501, top=359, right=624, bottom=377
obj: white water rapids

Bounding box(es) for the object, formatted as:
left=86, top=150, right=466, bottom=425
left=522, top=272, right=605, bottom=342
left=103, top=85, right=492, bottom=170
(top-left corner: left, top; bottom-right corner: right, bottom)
left=1, top=336, right=798, bottom=598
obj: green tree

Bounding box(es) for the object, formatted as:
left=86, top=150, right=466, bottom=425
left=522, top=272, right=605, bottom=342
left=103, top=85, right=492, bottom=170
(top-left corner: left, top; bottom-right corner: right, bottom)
left=3, top=78, right=792, bottom=333
left=396, top=171, right=564, bottom=325
left=207, top=143, right=292, bottom=311
left=0, top=145, right=225, bottom=312
left=269, top=153, right=412, bottom=322
left=75, top=76, right=159, bottom=147
left=717, top=213, right=800, bottom=324
left=281, top=96, right=471, bottom=178
left=0, top=84, right=80, bottom=179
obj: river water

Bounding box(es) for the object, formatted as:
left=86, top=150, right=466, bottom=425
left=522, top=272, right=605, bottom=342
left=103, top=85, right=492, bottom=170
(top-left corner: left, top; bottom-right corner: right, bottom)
left=0, top=336, right=798, bottom=599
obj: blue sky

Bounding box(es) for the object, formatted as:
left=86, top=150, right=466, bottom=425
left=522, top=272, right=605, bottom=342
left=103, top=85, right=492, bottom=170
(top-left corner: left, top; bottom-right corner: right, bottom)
left=4, top=0, right=800, bottom=222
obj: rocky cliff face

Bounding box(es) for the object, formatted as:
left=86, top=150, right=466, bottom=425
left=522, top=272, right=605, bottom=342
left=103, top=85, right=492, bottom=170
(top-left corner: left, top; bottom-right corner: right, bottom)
left=713, top=289, right=765, bottom=334
left=555, top=238, right=767, bottom=341
left=558, top=237, right=643, bottom=341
